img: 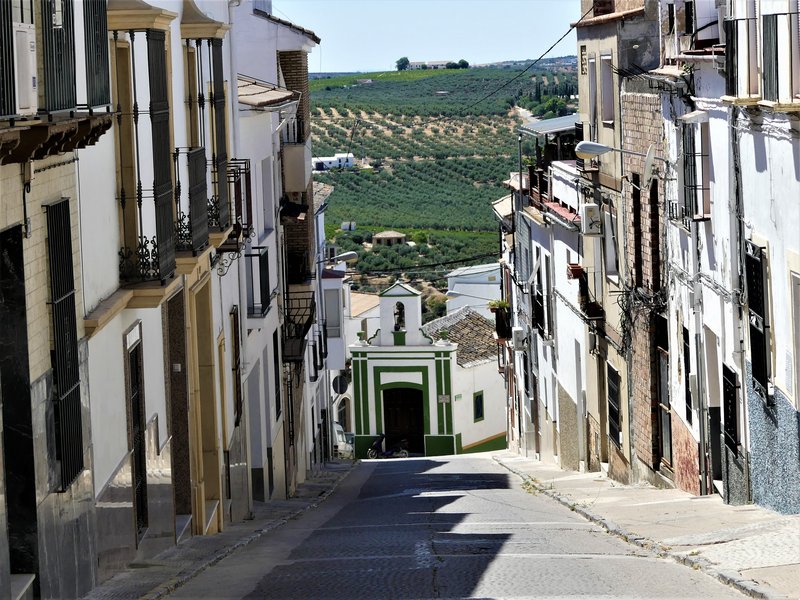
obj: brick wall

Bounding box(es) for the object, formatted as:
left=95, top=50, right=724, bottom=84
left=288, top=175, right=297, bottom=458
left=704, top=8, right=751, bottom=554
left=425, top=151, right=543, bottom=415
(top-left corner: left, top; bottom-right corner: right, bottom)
left=621, top=90, right=665, bottom=469
left=278, top=51, right=310, bottom=140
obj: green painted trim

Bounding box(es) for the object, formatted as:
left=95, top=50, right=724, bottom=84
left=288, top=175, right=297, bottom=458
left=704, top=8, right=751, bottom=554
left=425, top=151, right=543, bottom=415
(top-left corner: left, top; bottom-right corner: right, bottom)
left=367, top=329, right=380, bottom=344
left=425, top=435, right=455, bottom=456
left=462, top=432, right=507, bottom=453
left=473, top=390, right=485, bottom=422
left=392, top=330, right=406, bottom=346
left=443, top=356, right=453, bottom=434
left=435, top=358, right=444, bottom=434
left=361, top=358, right=369, bottom=432
left=373, top=365, right=430, bottom=435
left=455, top=432, right=463, bottom=454
left=354, top=435, right=375, bottom=459
left=355, top=354, right=442, bottom=360
left=353, top=360, right=362, bottom=435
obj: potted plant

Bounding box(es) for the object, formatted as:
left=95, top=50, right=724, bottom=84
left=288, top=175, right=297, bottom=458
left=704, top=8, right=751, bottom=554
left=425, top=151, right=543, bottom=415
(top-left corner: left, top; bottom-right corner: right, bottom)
left=487, top=299, right=510, bottom=313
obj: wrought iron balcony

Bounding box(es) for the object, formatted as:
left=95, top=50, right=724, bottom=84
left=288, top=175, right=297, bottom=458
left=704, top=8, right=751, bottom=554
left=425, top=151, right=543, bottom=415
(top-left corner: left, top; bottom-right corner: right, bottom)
left=174, top=147, right=209, bottom=254
left=282, top=291, right=315, bottom=363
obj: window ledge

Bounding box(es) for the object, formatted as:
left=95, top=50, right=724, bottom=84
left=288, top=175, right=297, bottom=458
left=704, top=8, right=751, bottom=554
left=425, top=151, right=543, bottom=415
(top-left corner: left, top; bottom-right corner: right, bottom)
left=757, top=99, right=800, bottom=113
left=84, top=288, right=134, bottom=338
left=602, top=120, right=615, bottom=127
left=721, top=95, right=761, bottom=106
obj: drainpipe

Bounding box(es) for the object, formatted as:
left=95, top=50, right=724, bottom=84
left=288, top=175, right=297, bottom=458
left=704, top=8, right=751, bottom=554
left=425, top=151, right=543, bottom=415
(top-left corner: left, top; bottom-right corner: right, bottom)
left=729, top=106, right=751, bottom=501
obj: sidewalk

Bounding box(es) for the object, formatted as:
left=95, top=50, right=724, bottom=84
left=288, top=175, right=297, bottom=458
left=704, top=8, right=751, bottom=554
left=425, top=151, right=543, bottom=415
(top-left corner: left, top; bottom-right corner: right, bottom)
left=82, top=460, right=355, bottom=600
left=493, top=451, right=800, bottom=600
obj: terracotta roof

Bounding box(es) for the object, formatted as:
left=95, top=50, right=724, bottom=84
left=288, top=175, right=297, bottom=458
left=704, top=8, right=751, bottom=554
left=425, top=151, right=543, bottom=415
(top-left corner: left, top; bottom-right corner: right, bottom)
left=422, top=307, right=496, bottom=367
left=350, top=292, right=380, bottom=317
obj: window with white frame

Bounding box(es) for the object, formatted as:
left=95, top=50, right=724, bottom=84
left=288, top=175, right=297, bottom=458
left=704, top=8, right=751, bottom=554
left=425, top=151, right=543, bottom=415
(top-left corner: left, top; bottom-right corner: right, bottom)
left=680, top=113, right=711, bottom=222
left=603, top=210, right=619, bottom=280
left=761, top=10, right=800, bottom=103
left=324, top=288, right=342, bottom=338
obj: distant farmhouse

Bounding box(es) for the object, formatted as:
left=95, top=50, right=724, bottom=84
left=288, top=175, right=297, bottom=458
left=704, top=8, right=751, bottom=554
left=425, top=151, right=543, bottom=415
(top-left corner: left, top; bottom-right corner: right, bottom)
left=373, top=230, right=407, bottom=247
left=313, top=152, right=355, bottom=171
left=409, top=60, right=451, bottom=70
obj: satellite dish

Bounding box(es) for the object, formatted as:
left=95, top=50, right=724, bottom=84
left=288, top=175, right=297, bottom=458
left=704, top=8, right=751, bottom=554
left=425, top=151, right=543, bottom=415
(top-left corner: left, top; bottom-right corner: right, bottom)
left=643, top=145, right=656, bottom=190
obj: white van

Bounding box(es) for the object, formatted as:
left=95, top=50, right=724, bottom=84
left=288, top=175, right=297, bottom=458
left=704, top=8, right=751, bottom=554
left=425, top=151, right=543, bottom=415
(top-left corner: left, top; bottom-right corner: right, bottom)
left=333, top=423, right=354, bottom=459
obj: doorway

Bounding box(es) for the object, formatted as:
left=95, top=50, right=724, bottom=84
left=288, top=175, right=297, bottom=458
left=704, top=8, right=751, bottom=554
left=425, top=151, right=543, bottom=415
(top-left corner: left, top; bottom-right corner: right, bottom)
left=382, top=388, right=424, bottom=454
left=125, top=335, right=148, bottom=541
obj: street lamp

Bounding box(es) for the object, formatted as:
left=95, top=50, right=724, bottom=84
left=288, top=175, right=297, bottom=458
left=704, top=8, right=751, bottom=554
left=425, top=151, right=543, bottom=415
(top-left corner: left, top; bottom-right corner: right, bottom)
left=575, top=141, right=670, bottom=188
left=318, top=250, right=358, bottom=266
left=445, top=290, right=495, bottom=301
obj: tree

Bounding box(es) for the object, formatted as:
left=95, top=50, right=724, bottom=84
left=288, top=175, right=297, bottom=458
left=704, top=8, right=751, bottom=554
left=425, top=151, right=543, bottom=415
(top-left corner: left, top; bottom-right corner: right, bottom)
left=446, top=62, right=459, bottom=70
left=396, top=56, right=410, bottom=71
left=457, top=59, right=469, bottom=69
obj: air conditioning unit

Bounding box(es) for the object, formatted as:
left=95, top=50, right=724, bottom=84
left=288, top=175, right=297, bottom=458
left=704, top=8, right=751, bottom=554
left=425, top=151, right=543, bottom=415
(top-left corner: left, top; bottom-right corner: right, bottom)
left=511, top=326, right=526, bottom=351
left=13, top=22, right=38, bottom=117
left=579, top=203, right=602, bottom=236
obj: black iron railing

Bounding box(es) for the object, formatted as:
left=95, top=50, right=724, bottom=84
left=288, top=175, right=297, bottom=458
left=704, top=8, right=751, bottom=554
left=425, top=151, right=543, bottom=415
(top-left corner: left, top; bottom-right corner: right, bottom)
left=283, top=291, right=315, bottom=362
left=82, top=0, right=110, bottom=109
left=41, top=0, right=77, bottom=113
left=175, top=147, right=209, bottom=253
left=245, top=246, right=271, bottom=317
left=210, top=38, right=230, bottom=230
left=46, top=200, right=84, bottom=491
left=0, top=2, right=14, bottom=117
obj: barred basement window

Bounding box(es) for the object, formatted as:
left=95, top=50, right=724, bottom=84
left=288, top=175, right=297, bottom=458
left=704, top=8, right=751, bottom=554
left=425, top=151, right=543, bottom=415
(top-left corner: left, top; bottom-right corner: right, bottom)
left=745, top=240, right=772, bottom=402
left=607, top=364, right=621, bottom=447
left=46, top=199, right=84, bottom=491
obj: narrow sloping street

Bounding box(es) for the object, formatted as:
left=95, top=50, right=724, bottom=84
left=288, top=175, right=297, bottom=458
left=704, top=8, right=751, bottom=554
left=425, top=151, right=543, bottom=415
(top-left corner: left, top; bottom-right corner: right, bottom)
left=170, top=455, right=744, bottom=599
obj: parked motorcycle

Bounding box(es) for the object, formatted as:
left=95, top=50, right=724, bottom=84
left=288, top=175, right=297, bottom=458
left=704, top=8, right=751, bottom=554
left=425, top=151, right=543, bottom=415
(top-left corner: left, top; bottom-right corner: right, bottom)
left=366, top=434, right=409, bottom=459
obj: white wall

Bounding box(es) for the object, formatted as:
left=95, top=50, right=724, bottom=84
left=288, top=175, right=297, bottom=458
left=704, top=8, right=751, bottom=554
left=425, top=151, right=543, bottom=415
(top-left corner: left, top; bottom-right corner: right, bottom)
left=452, top=360, right=506, bottom=448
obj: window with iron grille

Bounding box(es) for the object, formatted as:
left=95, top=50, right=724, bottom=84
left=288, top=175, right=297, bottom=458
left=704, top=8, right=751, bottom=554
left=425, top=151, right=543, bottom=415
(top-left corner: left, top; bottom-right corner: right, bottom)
left=684, top=327, right=693, bottom=423
left=46, top=199, right=84, bottom=491
left=682, top=121, right=711, bottom=222
left=83, top=0, right=110, bottom=108
left=308, top=340, right=318, bottom=382
left=684, top=0, right=695, bottom=34
left=211, top=39, right=230, bottom=229
left=632, top=173, right=643, bottom=289
left=724, top=18, right=738, bottom=97
left=761, top=14, right=778, bottom=101
left=607, top=364, right=621, bottom=447
left=273, top=330, right=282, bottom=418
left=147, top=29, right=176, bottom=281
left=745, top=240, right=771, bottom=401
left=231, top=306, right=242, bottom=426
left=722, top=364, right=739, bottom=451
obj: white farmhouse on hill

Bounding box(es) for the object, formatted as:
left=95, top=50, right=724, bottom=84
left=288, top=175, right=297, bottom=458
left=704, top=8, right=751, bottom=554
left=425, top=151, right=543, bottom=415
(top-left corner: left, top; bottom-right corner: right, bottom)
left=313, top=153, right=354, bottom=171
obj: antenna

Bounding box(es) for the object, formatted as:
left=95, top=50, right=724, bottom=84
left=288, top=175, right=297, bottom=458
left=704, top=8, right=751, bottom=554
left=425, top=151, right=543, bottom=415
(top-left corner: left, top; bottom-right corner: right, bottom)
left=643, top=145, right=656, bottom=190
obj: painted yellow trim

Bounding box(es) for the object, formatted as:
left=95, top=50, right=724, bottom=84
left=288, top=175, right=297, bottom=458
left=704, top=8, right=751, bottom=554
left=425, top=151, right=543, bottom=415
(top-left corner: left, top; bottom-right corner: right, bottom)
left=462, top=431, right=506, bottom=451
left=107, top=7, right=178, bottom=32
left=126, top=276, right=183, bottom=309
left=84, top=288, right=134, bottom=337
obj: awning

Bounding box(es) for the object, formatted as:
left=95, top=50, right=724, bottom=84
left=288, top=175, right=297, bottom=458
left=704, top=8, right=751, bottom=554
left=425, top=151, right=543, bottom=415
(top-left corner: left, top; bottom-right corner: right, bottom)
left=237, top=78, right=298, bottom=108
left=520, top=114, right=579, bottom=137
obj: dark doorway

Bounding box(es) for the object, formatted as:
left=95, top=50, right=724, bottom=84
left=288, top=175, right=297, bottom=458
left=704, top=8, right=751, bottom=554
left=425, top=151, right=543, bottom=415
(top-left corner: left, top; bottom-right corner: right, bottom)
left=126, top=340, right=148, bottom=541
left=0, top=225, right=38, bottom=577
left=382, top=388, right=424, bottom=454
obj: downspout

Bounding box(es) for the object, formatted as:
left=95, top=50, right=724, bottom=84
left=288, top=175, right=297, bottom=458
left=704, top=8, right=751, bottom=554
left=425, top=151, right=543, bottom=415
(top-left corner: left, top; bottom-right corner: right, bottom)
left=729, top=105, right=751, bottom=501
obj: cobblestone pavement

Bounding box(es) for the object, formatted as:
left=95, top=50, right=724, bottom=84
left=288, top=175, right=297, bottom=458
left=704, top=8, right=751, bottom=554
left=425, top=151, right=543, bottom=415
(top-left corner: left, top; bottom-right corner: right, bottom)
left=169, top=454, right=746, bottom=599
left=492, top=452, right=800, bottom=600
left=82, top=461, right=355, bottom=600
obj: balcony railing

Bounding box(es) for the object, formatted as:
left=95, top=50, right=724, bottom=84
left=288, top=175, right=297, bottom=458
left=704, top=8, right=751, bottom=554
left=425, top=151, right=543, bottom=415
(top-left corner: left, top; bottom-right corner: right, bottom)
left=174, top=147, right=209, bottom=254
left=245, top=246, right=271, bottom=317
left=283, top=291, right=315, bottom=362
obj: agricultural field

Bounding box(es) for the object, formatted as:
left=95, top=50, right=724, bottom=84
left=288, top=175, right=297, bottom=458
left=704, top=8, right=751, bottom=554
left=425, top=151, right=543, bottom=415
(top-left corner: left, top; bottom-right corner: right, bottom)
left=311, top=65, right=577, bottom=287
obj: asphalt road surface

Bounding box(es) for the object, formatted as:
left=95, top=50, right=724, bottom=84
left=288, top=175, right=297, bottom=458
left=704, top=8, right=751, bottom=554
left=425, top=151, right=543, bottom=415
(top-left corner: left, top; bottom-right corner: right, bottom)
left=172, top=454, right=745, bottom=599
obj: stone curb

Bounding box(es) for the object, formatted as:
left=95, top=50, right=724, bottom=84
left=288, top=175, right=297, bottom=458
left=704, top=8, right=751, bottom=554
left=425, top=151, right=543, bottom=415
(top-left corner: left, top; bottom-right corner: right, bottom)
left=140, top=462, right=357, bottom=600
left=494, top=456, right=787, bottom=600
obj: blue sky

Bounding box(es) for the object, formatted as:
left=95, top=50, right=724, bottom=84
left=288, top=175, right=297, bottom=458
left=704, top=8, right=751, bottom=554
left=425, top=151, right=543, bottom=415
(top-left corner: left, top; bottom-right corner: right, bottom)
left=271, top=1, right=581, bottom=73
